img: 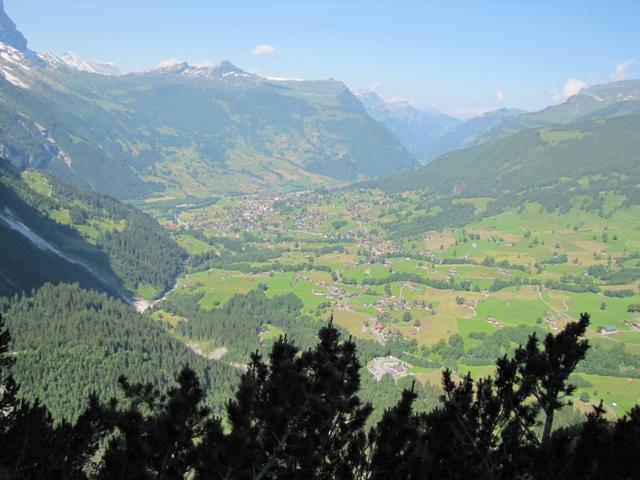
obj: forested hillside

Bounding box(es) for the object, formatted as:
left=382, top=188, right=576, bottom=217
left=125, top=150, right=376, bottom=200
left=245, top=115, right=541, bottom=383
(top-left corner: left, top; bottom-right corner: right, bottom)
left=366, top=111, right=640, bottom=202
left=0, top=159, right=185, bottom=299
left=1, top=283, right=238, bottom=420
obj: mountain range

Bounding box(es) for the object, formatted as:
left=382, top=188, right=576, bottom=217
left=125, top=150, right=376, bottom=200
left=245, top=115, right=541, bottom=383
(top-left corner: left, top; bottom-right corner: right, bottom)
left=0, top=4, right=418, bottom=200
left=355, top=91, right=531, bottom=164
left=357, top=79, right=640, bottom=168
left=2, top=1, right=640, bottom=214
left=366, top=79, right=640, bottom=203
left=6, top=1, right=636, bottom=203
left=355, top=90, right=462, bottom=163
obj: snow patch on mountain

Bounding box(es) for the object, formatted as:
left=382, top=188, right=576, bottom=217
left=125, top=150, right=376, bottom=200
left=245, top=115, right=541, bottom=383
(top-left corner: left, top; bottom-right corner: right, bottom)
left=41, top=51, right=121, bottom=76
left=0, top=41, right=32, bottom=87
left=138, top=60, right=260, bottom=84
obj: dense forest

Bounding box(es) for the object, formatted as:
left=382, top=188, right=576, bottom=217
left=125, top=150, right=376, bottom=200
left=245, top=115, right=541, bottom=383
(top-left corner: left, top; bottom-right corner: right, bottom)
left=1, top=284, right=237, bottom=420
left=52, top=181, right=186, bottom=296
left=1, top=308, right=639, bottom=479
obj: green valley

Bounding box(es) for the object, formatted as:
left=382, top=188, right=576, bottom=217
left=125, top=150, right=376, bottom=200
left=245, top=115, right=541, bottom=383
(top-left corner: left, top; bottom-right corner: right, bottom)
left=145, top=181, right=640, bottom=418
left=1, top=2, right=640, bottom=477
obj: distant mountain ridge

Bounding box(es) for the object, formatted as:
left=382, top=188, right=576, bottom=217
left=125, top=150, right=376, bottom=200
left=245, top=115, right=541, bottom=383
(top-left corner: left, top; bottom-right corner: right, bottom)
left=356, top=90, right=461, bottom=163
left=41, top=51, right=122, bottom=76
left=425, top=107, right=526, bottom=160
left=0, top=4, right=416, bottom=199
left=356, top=90, right=532, bottom=164
left=365, top=108, right=640, bottom=201
left=358, top=78, right=640, bottom=167
left=484, top=79, right=640, bottom=140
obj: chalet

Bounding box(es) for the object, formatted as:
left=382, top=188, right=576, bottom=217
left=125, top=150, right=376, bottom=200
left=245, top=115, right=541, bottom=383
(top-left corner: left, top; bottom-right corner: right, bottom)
left=487, top=316, right=504, bottom=328
left=597, top=326, right=619, bottom=334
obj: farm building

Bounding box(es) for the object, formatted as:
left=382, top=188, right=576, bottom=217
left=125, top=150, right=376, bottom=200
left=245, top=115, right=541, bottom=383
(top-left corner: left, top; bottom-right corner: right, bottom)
left=597, top=326, right=619, bottom=334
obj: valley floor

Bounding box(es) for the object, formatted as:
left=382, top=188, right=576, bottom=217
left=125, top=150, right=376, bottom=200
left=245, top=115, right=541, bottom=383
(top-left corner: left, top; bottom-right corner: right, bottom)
left=146, top=188, right=640, bottom=417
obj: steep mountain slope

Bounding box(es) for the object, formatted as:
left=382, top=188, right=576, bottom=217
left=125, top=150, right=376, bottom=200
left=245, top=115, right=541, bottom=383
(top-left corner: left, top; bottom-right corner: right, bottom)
left=356, top=90, right=461, bottom=163
left=0, top=5, right=415, bottom=200
left=366, top=111, right=640, bottom=199
left=0, top=0, right=28, bottom=53
left=0, top=159, right=185, bottom=299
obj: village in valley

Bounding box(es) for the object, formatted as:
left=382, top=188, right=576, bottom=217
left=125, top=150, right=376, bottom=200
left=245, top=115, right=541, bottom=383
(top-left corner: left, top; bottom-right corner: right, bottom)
left=147, top=188, right=640, bottom=411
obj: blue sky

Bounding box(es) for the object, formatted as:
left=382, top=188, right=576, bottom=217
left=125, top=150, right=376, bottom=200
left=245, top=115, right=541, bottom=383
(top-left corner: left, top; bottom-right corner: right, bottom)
left=7, top=0, right=639, bottom=118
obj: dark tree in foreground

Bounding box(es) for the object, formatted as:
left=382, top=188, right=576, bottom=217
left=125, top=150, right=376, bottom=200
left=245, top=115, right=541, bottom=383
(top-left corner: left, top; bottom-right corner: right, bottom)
left=96, top=368, right=212, bottom=480
left=0, top=314, right=106, bottom=479
left=514, top=313, right=590, bottom=446
left=368, top=313, right=638, bottom=480
left=196, top=317, right=372, bottom=479
left=1, top=311, right=640, bottom=479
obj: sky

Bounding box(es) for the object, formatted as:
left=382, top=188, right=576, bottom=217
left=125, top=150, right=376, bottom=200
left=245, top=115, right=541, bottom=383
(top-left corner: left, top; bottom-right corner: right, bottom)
left=6, top=0, right=640, bottom=118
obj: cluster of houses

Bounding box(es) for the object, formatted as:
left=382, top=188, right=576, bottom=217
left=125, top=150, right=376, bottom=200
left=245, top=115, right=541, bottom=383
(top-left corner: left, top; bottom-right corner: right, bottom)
left=355, top=237, right=398, bottom=259
left=460, top=298, right=477, bottom=309
left=370, top=322, right=398, bottom=343
left=365, top=295, right=431, bottom=317
left=164, top=214, right=192, bottom=231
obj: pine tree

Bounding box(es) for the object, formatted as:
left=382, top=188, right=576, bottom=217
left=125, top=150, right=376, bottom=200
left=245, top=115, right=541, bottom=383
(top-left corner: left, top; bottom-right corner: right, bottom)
left=514, top=313, right=590, bottom=446
left=97, top=367, right=214, bottom=480
left=368, top=385, right=428, bottom=479
left=196, top=317, right=371, bottom=479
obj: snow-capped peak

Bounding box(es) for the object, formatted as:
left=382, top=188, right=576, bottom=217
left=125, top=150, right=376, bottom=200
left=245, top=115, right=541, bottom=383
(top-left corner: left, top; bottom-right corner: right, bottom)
left=42, top=51, right=122, bottom=76
left=139, top=60, right=257, bottom=83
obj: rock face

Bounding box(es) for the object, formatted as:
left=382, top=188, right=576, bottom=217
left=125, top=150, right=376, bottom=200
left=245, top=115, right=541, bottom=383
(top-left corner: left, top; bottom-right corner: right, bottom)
left=0, top=0, right=29, bottom=52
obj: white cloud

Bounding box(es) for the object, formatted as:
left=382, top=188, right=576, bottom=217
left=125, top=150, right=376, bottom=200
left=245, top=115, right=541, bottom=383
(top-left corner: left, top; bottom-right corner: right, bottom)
left=495, top=89, right=505, bottom=102
left=156, top=57, right=183, bottom=68
left=612, top=59, right=636, bottom=80
left=552, top=78, right=587, bottom=101
left=251, top=44, right=277, bottom=56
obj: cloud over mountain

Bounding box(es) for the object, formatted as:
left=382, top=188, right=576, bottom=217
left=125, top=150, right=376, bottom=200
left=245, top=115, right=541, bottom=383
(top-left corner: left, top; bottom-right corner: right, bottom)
left=251, top=44, right=277, bottom=56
